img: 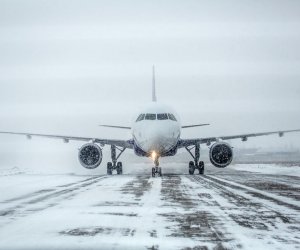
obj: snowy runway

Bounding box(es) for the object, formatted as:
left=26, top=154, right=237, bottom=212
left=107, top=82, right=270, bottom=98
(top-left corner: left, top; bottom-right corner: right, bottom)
left=0, top=165, right=299, bottom=250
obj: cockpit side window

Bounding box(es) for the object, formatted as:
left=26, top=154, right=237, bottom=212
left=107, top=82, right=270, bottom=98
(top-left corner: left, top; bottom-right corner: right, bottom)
left=136, top=114, right=145, bottom=122
left=168, top=113, right=177, bottom=121
left=145, top=113, right=156, bottom=120
left=157, top=113, right=168, bottom=120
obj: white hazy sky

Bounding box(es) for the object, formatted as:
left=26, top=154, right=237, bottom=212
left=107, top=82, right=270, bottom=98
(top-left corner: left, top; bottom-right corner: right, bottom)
left=0, top=0, right=300, bottom=170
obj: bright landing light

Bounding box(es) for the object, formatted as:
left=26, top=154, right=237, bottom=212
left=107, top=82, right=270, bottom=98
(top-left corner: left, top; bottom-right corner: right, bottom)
left=151, top=151, right=157, bottom=161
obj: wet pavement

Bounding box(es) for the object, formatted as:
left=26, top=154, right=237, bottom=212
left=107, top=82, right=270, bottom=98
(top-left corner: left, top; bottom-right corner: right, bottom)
left=0, top=165, right=299, bottom=249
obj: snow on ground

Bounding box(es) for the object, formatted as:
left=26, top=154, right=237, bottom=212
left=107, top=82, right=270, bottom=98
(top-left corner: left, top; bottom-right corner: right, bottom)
left=230, top=163, right=300, bottom=177
left=0, top=163, right=299, bottom=250
left=0, top=170, right=89, bottom=201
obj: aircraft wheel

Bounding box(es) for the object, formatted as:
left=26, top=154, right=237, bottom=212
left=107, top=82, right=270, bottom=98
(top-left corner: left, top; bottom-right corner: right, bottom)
left=107, top=162, right=113, bottom=175
left=158, top=167, right=162, bottom=177
left=152, top=167, right=156, bottom=177
left=199, top=161, right=204, bottom=175
left=117, top=162, right=123, bottom=175
left=189, top=161, right=195, bottom=175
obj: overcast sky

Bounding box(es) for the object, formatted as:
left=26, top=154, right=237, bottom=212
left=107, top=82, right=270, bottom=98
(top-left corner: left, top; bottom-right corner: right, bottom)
left=0, top=0, right=300, bottom=170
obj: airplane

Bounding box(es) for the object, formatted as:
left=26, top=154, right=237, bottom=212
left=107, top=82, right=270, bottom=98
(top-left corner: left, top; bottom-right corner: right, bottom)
left=0, top=66, right=300, bottom=177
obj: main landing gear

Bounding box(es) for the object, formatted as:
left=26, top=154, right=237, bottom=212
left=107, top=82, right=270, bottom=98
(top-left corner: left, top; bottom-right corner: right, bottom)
left=185, top=143, right=205, bottom=175
left=107, top=145, right=126, bottom=175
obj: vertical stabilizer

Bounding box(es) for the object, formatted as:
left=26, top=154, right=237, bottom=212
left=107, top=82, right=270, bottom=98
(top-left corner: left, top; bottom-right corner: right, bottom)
left=152, top=65, right=157, bottom=102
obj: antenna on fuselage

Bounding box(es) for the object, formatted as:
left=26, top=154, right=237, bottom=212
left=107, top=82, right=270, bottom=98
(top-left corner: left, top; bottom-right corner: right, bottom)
left=152, top=65, right=157, bottom=102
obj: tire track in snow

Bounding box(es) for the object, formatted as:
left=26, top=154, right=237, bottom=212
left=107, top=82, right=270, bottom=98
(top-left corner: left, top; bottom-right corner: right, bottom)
left=0, top=176, right=107, bottom=223
left=2, top=176, right=102, bottom=203
left=203, top=175, right=300, bottom=211
left=159, top=175, right=239, bottom=249
left=189, top=175, right=300, bottom=248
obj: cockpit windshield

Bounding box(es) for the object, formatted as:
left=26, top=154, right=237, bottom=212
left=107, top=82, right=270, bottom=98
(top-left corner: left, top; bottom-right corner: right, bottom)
left=145, top=113, right=156, bottom=120
left=157, top=113, right=168, bottom=120
left=136, top=113, right=177, bottom=122
left=168, top=113, right=177, bottom=121
left=136, top=114, right=145, bottom=122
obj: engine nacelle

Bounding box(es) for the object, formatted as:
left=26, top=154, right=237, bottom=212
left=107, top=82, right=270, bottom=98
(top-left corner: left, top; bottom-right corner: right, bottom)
left=209, top=142, right=233, bottom=168
left=78, top=143, right=103, bottom=169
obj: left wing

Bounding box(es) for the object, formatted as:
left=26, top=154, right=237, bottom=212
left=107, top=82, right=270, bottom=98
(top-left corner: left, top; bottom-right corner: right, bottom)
left=0, top=131, right=133, bottom=149
left=178, top=129, right=300, bottom=148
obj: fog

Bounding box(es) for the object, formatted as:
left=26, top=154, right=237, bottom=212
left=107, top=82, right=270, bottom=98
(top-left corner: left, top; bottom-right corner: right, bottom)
left=0, top=0, right=300, bottom=171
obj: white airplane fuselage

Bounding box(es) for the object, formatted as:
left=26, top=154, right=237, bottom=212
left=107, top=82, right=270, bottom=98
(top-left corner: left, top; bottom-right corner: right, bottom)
left=131, top=103, right=181, bottom=158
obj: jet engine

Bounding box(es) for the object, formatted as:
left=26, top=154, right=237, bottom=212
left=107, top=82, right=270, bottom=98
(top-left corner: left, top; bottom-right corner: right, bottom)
left=78, top=143, right=103, bottom=169
left=209, top=142, right=233, bottom=168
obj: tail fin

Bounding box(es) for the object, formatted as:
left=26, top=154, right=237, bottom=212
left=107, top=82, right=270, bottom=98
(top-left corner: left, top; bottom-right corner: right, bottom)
left=152, top=65, right=157, bottom=102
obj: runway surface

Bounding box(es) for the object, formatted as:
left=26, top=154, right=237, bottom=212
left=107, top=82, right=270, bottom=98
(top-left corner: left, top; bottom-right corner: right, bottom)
left=0, top=164, right=299, bottom=250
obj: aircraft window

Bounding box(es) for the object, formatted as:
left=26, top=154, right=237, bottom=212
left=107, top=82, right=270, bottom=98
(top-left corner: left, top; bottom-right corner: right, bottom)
left=145, top=113, right=156, bottom=120
left=157, top=113, right=168, bottom=120
left=136, top=114, right=145, bottom=122
left=168, top=113, right=177, bottom=121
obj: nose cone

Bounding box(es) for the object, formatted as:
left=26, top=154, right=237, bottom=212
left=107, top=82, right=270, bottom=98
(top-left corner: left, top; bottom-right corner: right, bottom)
left=138, top=124, right=180, bottom=154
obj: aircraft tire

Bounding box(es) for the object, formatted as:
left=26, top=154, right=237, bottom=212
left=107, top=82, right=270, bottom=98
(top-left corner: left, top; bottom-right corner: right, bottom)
left=199, top=161, right=204, bottom=175
left=189, top=161, right=195, bottom=175
left=158, top=167, right=162, bottom=177
left=107, top=162, right=113, bottom=175
left=152, top=167, right=156, bottom=177
left=117, top=162, right=123, bottom=175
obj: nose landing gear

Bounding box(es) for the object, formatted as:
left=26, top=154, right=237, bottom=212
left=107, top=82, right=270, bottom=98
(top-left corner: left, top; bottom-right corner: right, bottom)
left=151, top=154, right=162, bottom=177
left=152, top=166, right=162, bottom=177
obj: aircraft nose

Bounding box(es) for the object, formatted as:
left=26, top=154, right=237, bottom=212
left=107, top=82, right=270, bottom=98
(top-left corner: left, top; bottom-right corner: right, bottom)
left=146, top=126, right=172, bottom=141
left=142, top=126, right=179, bottom=153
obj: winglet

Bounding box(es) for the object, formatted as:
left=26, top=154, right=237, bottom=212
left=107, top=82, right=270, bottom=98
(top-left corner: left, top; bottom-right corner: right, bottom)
left=152, top=65, right=157, bottom=102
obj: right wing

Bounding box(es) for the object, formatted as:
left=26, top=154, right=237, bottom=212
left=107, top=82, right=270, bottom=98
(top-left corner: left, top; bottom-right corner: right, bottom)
left=99, top=125, right=131, bottom=129
left=0, top=131, right=133, bottom=149
left=181, top=124, right=210, bottom=129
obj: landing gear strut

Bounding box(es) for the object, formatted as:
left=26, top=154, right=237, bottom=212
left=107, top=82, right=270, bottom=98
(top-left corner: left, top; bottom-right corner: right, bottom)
left=152, top=154, right=162, bottom=177
left=107, top=145, right=126, bottom=175
left=185, top=142, right=205, bottom=175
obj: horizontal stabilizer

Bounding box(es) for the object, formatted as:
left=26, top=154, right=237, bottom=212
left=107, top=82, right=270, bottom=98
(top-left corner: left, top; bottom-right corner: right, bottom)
left=181, top=124, right=210, bottom=129
left=99, top=125, right=131, bottom=130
